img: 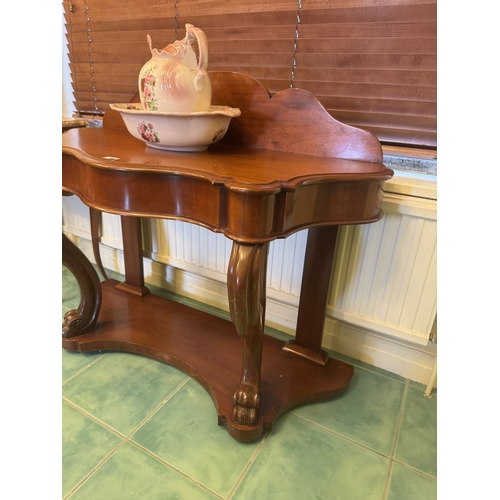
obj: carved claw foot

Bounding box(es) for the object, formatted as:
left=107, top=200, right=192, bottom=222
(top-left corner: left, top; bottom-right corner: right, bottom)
left=227, top=241, right=269, bottom=428
left=233, top=382, right=260, bottom=425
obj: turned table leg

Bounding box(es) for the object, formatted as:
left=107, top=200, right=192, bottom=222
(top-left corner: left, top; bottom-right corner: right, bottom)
left=227, top=241, right=269, bottom=426
left=62, top=233, right=102, bottom=338
left=283, top=225, right=339, bottom=365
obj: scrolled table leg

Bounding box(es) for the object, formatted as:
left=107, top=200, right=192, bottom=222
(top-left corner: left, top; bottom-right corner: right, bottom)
left=227, top=241, right=269, bottom=426
left=62, top=233, right=102, bottom=338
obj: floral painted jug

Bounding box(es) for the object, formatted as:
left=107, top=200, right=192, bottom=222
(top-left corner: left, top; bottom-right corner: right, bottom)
left=138, top=24, right=212, bottom=113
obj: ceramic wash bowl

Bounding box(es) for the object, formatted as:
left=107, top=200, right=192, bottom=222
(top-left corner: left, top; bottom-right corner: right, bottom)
left=110, top=103, right=241, bottom=152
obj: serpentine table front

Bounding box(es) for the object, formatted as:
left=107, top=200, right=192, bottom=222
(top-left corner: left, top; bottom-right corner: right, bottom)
left=62, top=72, right=394, bottom=442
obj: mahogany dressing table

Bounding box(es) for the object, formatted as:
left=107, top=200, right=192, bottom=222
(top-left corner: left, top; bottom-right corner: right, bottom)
left=62, top=72, right=393, bottom=442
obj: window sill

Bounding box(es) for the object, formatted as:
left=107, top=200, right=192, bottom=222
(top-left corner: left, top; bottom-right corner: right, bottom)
left=382, top=145, right=437, bottom=176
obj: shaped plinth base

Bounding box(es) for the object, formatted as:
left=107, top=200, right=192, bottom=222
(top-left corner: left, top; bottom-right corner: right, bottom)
left=62, top=279, right=353, bottom=442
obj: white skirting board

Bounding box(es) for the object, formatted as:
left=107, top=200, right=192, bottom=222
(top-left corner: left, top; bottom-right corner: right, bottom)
left=62, top=231, right=437, bottom=387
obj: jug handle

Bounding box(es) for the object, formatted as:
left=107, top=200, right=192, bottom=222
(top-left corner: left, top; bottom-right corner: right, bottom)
left=185, top=23, right=209, bottom=91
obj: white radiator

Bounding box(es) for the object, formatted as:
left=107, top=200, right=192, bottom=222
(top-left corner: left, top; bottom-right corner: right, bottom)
left=330, top=203, right=437, bottom=346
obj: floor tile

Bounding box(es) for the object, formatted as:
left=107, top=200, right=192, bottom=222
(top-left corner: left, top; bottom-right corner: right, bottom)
left=394, top=384, right=437, bottom=477
left=62, top=349, right=104, bottom=383
left=63, top=352, right=188, bottom=435
left=232, top=413, right=390, bottom=500
left=68, top=441, right=220, bottom=500
left=292, top=366, right=405, bottom=456
left=132, top=378, right=262, bottom=498
left=386, top=462, right=437, bottom=500
left=62, top=401, right=122, bottom=498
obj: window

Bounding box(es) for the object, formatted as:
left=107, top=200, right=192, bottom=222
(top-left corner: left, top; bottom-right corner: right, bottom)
left=63, top=0, right=436, bottom=150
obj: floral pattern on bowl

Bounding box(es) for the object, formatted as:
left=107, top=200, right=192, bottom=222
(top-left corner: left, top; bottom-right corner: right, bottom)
left=137, top=122, right=160, bottom=143
left=212, top=128, right=227, bottom=143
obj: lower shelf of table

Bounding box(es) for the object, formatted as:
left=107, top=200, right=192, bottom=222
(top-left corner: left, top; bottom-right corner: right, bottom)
left=62, top=279, right=354, bottom=441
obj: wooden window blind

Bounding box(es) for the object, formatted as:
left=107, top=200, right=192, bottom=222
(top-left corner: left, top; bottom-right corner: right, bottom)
left=63, top=0, right=436, bottom=149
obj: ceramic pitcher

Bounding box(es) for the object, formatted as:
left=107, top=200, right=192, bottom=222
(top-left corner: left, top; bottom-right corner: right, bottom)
left=138, top=24, right=212, bottom=113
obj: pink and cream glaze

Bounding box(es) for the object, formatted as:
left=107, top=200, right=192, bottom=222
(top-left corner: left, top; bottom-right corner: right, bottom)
left=138, top=24, right=212, bottom=113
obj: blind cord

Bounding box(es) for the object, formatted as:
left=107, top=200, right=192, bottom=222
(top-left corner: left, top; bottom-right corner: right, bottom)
left=174, top=0, right=179, bottom=40
left=290, top=0, right=302, bottom=88
left=84, top=1, right=99, bottom=114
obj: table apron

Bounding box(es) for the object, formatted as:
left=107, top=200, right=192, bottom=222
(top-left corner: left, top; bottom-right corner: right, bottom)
left=63, top=155, right=386, bottom=243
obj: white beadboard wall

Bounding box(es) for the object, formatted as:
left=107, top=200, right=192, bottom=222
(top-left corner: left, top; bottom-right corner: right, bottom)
left=62, top=171, right=437, bottom=386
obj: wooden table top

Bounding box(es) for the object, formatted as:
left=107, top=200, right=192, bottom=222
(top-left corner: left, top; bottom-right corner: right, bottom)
left=63, top=126, right=393, bottom=193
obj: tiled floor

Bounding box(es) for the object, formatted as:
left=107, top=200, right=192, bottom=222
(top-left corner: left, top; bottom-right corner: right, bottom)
left=62, top=265, right=437, bottom=499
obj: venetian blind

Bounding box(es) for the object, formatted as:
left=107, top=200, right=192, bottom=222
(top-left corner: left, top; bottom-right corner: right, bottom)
left=63, top=0, right=437, bottom=149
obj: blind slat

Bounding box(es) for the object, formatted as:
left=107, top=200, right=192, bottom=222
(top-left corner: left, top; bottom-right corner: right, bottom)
left=295, top=81, right=436, bottom=102
left=320, top=96, right=437, bottom=115
left=331, top=110, right=436, bottom=131
left=300, top=4, right=437, bottom=23
left=294, top=68, right=436, bottom=86
left=296, top=53, right=437, bottom=70
left=296, top=38, right=436, bottom=54
left=297, top=21, right=437, bottom=38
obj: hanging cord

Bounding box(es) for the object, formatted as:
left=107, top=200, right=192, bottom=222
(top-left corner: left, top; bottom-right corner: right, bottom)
left=65, top=3, right=79, bottom=117
left=174, top=0, right=179, bottom=40
left=83, top=0, right=99, bottom=114
left=290, top=0, right=302, bottom=88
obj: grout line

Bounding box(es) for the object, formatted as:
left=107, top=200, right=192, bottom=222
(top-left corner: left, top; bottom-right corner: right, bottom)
left=63, top=378, right=202, bottom=498
left=391, top=458, right=437, bottom=481
left=128, top=441, right=225, bottom=500
left=62, top=397, right=128, bottom=439
left=390, top=379, right=409, bottom=458
left=126, top=376, right=190, bottom=438
left=123, top=372, right=269, bottom=500
left=122, top=376, right=226, bottom=498
left=382, top=461, right=394, bottom=500
left=64, top=441, right=127, bottom=499
left=63, top=374, right=190, bottom=441
left=62, top=353, right=107, bottom=385
left=382, top=379, right=409, bottom=499
left=289, top=412, right=392, bottom=460
left=227, top=433, right=269, bottom=500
